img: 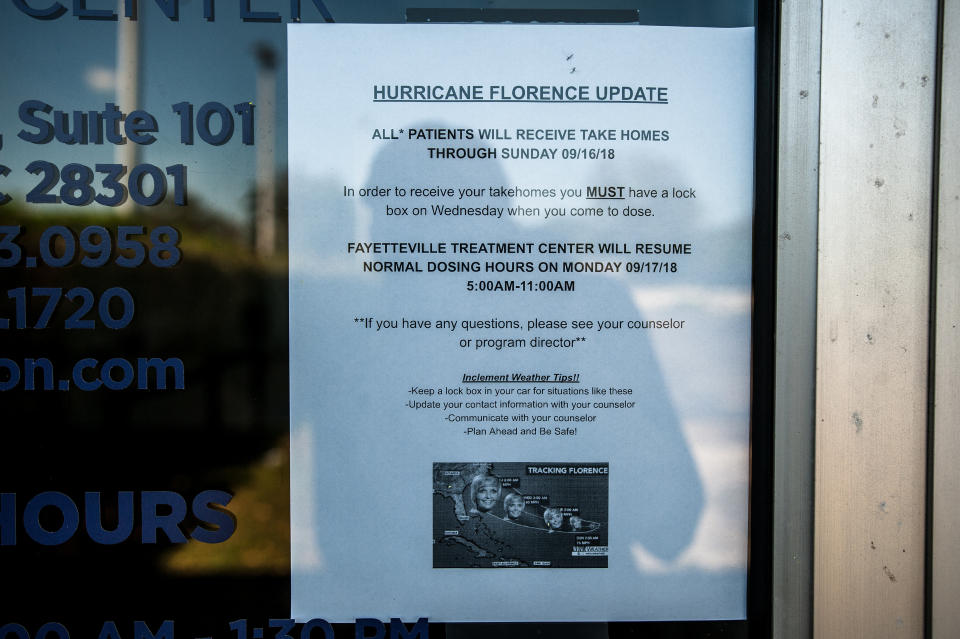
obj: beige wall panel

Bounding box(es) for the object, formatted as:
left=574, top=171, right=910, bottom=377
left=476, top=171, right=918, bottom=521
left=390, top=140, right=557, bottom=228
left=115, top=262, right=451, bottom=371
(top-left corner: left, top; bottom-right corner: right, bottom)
left=932, top=0, right=960, bottom=636
left=815, top=2, right=937, bottom=637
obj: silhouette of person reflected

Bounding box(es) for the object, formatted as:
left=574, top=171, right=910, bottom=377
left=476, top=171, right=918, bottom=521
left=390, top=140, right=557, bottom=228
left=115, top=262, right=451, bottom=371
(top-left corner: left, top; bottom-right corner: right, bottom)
left=299, top=118, right=705, bottom=563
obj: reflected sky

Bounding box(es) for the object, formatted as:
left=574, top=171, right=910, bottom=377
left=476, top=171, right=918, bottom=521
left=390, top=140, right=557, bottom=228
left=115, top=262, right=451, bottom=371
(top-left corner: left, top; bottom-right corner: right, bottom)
left=0, top=0, right=752, bottom=221
left=0, top=0, right=289, bottom=219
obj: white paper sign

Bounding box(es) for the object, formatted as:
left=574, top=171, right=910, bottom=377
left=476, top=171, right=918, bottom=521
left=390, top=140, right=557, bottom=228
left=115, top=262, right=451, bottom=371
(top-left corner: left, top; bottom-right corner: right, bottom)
left=289, top=24, right=754, bottom=622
